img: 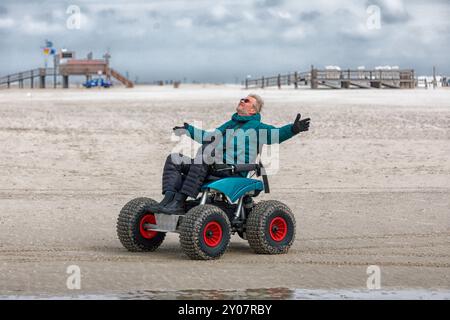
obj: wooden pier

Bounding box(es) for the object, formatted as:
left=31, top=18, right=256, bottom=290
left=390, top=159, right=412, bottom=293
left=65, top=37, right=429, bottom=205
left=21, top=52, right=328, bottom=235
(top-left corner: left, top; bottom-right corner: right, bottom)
left=0, top=50, right=133, bottom=89
left=245, top=67, right=415, bottom=89
left=0, top=68, right=56, bottom=89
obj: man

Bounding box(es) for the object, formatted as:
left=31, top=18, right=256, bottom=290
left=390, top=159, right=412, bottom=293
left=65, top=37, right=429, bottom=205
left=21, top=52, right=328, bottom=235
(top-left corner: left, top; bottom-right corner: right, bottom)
left=153, top=94, right=310, bottom=214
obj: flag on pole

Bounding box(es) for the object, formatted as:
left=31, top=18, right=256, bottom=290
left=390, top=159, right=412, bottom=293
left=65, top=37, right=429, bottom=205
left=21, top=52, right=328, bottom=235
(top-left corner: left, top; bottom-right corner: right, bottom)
left=42, top=39, right=55, bottom=55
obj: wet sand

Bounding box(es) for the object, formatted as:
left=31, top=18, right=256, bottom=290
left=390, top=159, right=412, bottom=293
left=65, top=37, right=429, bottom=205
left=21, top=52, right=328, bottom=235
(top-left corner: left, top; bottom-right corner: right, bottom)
left=0, top=85, right=449, bottom=298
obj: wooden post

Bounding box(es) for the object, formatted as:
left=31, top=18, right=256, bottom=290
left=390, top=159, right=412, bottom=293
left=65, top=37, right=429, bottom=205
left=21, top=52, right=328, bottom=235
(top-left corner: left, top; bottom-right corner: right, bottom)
left=370, top=71, right=379, bottom=88
left=53, top=54, right=57, bottom=88
left=19, top=73, right=23, bottom=88
left=7, top=75, right=10, bottom=88
left=311, top=65, right=318, bottom=89
left=433, top=66, right=437, bottom=89
left=277, top=74, right=281, bottom=89
left=294, top=71, right=298, bottom=89
left=341, top=81, right=349, bottom=89
left=62, top=75, right=69, bottom=88
left=30, top=70, right=34, bottom=89
left=39, top=68, right=46, bottom=88
left=39, top=76, right=45, bottom=88
left=342, top=69, right=349, bottom=89
left=261, top=76, right=264, bottom=89
left=245, top=78, right=248, bottom=89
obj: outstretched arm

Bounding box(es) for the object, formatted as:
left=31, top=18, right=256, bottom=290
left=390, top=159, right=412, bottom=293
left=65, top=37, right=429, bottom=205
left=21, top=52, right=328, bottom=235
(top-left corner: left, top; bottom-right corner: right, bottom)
left=260, top=113, right=310, bottom=145
left=173, top=121, right=231, bottom=144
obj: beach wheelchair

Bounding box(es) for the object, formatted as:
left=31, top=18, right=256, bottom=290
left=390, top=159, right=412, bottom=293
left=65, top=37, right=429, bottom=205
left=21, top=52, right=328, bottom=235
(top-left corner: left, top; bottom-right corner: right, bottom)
left=116, top=162, right=296, bottom=260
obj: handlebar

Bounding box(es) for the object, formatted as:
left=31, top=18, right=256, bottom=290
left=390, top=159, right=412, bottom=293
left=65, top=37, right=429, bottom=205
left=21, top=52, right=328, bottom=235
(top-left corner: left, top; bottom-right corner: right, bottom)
left=213, top=163, right=260, bottom=173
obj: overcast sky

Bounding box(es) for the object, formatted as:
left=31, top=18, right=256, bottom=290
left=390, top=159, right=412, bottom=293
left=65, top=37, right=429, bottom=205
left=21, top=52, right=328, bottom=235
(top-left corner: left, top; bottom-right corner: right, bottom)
left=0, top=0, right=449, bottom=83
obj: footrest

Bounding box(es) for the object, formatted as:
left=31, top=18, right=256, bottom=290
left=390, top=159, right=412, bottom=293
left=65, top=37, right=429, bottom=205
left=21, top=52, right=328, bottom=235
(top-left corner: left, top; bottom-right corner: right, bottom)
left=152, top=213, right=181, bottom=232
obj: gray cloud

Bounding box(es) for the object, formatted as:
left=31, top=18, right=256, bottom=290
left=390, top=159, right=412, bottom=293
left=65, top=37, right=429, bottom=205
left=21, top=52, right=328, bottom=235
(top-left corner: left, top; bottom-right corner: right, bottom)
left=0, top=6, right=7, bottom=15
left=0, top=0, right=449, bottom=83
left=298, top=10, right=321, bottom=22
left=255, top=0, right=285, bottom=8
left=117, top=17, right=138, bottom=25
left=97, top=8, right=117, bottom=18
left=382, top=12, right=410, bottom=24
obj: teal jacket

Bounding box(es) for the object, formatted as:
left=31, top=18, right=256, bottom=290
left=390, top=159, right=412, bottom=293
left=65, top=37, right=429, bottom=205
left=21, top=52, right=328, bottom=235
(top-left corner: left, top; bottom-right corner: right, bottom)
left=186, top=113, right=296, bottom=165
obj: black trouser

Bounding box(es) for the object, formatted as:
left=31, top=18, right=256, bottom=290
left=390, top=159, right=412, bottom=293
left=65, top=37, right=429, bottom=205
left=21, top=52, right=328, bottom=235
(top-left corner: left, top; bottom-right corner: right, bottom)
left=161, top=153, right=237, bottom=199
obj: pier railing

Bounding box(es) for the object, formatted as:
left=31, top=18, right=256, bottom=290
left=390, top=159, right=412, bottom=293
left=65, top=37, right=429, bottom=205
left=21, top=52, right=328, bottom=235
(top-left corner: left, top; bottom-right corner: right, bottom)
left=0, top=68, right=56, bottom=88
left=244, top=68, right=415, bottom=89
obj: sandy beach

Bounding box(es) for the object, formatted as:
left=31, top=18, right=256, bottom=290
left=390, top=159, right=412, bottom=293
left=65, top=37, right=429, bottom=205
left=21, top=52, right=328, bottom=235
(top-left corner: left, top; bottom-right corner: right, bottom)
left=0, top=85, right=449, bottom=298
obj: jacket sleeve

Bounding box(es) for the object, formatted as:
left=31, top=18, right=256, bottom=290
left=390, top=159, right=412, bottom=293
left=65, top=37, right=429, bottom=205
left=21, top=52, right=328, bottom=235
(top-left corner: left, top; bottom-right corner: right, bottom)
left=186, top=121, right=231, bottom=144
left=258, top=123, right=295, bottom=145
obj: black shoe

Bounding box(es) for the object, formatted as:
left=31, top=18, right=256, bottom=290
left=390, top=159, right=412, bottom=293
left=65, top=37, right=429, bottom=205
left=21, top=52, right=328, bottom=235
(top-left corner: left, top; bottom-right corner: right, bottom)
left=159, top=191, right=176, bottom=207
left=147, top=191, right=176, bottom=212
left=159, top=193, right=187, bottom=215
left=146, top=203, right=160, bottom=212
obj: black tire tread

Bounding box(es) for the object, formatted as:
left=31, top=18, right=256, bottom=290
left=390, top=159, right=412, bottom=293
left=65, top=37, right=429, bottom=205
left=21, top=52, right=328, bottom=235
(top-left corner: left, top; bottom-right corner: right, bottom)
left=179, top=204, right=231, bottom=260
left=117, top=197, right=166, bottom=252
left=246, top=200, right=296, bottom=254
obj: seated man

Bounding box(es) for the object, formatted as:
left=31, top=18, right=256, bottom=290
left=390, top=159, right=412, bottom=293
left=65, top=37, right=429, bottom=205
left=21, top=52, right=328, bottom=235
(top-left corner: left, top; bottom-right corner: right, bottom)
left=154, top=94, right=310, bottom=214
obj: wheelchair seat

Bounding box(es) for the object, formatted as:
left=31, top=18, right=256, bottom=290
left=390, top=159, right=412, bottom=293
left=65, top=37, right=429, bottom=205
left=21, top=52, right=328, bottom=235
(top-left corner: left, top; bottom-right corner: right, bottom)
left=201, top=162, right=269, bottom=202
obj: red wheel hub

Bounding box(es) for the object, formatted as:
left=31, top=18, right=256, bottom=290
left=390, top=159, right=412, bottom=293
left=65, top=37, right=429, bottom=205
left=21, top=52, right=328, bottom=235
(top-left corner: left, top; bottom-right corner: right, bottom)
left=269, top=216, right=287, bottom=241
left=203, top=221, right=223, bottom=247
left=139, top=214, right=158, bottom=239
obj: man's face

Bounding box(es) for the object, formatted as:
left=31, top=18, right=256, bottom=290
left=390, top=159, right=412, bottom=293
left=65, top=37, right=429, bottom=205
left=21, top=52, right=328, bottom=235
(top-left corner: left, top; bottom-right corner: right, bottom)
left=236, top=96, right=257, bottom=116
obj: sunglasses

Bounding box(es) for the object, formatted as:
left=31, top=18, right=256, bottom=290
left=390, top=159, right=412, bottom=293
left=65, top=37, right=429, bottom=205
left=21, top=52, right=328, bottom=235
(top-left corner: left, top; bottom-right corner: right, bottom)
left=240, top=98, right=251, bottom=103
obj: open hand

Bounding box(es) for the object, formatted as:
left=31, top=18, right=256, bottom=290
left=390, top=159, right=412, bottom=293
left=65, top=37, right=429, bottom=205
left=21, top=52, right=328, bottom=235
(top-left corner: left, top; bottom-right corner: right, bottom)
left=173, top=122, right=189, bottom=136
left=291, top=113, right=310, bottom=134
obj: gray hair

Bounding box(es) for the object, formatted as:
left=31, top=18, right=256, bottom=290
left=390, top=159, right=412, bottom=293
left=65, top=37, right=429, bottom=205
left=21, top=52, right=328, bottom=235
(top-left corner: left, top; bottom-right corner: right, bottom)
left=248, top=93, right=264, bottom=113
